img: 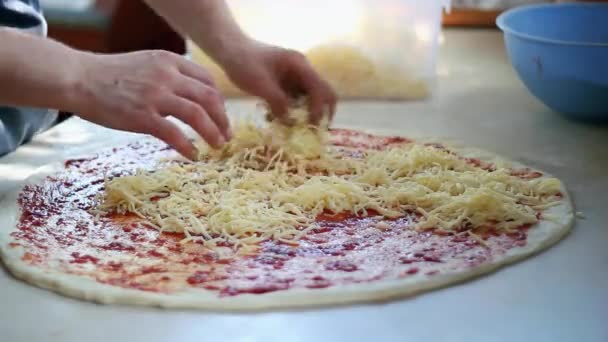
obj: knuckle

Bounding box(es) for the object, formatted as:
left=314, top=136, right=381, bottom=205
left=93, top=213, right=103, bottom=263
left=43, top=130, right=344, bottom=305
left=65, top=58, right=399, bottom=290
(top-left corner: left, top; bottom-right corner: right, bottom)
left=150, top=49, right=174, bottom=63
left=142, top=117, right=162, bottom=135
left=184, top=103, right=203, bottom=120
left=204, top=72, right=216, bottom=85
left=193, top=63, right=214, bottom=80
left=154, top=67, right=177, bottom=83
left=201, top=87, right=224, bottom=108
left=286, top=49, right=306, bottom=63
left=202, top=85, right=221, bottom=99
left=122, top=99, right=154, bottom=117
left=177, top=102, right=204, bottom=124
left=149, top=51, right=179, bottom=77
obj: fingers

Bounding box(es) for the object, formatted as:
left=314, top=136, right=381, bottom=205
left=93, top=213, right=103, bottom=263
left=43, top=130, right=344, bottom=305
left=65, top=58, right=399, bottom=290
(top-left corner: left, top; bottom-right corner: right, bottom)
left=307, top=86, right=329, bottom=126
left=176, top=57, right=216, bottom=87
left=87, top=50, right=230, bottom=159
left=285, top=52, right=338, bottom=125
left=158, top=95, right=225, bottom=149
left=173, top=76, right=232, bottom=140
left=146, top=115, right=196, bottom=159
left=302, top=76, right=337, bottom=125
left=328, top=99, right=337, bottom=123
left=153, top=54, right=229, bottom=149
left=255, top=75, right=290, bottom=122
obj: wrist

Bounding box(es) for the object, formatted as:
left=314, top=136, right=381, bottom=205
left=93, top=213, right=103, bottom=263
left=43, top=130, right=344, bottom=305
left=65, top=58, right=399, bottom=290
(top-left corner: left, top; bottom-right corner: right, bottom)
left=203, top=33, right=252, bottom=65
left=211, top=37, right=264, bottom=74
left=56, top=50, right=94, bottom=114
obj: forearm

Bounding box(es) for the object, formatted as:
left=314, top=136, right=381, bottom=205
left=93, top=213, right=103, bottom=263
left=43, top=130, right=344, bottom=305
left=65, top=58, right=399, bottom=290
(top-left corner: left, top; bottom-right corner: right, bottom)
left=0, top=28, right=83, bottom=111
left=143, top=0, right=251, bottom=67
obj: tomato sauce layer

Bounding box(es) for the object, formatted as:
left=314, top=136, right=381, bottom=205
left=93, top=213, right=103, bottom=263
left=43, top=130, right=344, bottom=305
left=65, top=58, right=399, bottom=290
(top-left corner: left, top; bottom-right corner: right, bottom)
left=10, top=132, right=532, bottom=296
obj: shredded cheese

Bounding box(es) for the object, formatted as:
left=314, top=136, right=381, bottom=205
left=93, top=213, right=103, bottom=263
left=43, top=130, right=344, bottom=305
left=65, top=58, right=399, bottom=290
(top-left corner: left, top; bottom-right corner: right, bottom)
left=306, top=44, right=429, bottom=99
left=97, top=107, right=564, bottom=253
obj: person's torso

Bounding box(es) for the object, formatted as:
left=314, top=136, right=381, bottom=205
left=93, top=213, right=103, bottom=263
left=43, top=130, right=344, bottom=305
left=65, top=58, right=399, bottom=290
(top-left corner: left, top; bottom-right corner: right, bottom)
left=0, top=0, right=57, bottom=156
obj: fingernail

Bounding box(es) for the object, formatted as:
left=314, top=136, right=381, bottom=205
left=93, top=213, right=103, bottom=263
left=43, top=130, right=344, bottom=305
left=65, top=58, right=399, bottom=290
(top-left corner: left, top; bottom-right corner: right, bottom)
left=225, top=126, right=233, bottom=141
left=187, top=146, right=197, bottom=161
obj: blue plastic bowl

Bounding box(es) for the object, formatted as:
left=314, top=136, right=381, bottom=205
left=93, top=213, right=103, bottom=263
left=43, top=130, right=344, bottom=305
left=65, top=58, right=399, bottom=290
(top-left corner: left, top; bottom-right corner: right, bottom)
left=497, top=3, right=608, bottom=122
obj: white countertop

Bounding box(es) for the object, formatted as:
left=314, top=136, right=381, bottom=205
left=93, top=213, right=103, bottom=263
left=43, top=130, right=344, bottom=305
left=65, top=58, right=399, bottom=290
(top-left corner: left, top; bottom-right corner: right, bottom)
left=1, top=29, right=607, bottom=342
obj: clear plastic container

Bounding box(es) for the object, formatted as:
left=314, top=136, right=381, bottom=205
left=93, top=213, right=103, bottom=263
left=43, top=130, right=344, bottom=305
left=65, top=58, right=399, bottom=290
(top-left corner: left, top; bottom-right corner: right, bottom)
left=189, top=0, right=451, bottom=100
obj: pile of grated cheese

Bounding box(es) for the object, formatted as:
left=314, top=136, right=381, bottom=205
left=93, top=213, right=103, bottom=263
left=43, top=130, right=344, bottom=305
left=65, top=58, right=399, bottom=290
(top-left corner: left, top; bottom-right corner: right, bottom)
left=97, top=109, right=564, bottom=253
left=305, top=44, right=430, bottom=100
left=190, top=42, right=429, bottom=100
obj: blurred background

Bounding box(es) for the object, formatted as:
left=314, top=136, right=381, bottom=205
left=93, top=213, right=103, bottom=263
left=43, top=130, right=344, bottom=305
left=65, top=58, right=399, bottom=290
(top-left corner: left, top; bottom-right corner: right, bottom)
left=40, top=0, right=563, bottom=55
left=41, top=0, right=606, bottom=113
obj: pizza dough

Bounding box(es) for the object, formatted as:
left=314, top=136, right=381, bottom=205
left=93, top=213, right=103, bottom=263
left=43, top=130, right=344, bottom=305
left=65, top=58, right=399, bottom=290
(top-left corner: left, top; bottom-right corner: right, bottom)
left=0, top=131, right=574, bottom=311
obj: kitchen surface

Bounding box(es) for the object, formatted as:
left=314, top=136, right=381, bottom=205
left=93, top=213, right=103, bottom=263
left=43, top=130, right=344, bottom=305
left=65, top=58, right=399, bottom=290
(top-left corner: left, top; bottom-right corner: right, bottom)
left=1, top=29, right=607, bottom=342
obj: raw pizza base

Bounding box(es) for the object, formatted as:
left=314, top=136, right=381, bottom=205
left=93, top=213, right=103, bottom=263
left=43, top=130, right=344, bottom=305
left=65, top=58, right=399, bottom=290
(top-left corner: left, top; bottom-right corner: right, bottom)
left=0, top=139, right=574, bottom=311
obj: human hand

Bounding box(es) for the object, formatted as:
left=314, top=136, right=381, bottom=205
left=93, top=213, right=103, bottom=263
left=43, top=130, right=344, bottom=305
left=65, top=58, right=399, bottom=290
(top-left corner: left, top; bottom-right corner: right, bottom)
left=220, top=41, right=337, bottom=125
left=70, top=50, right=231, bottom=158
left=140, top=0, right=336, bottom=125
